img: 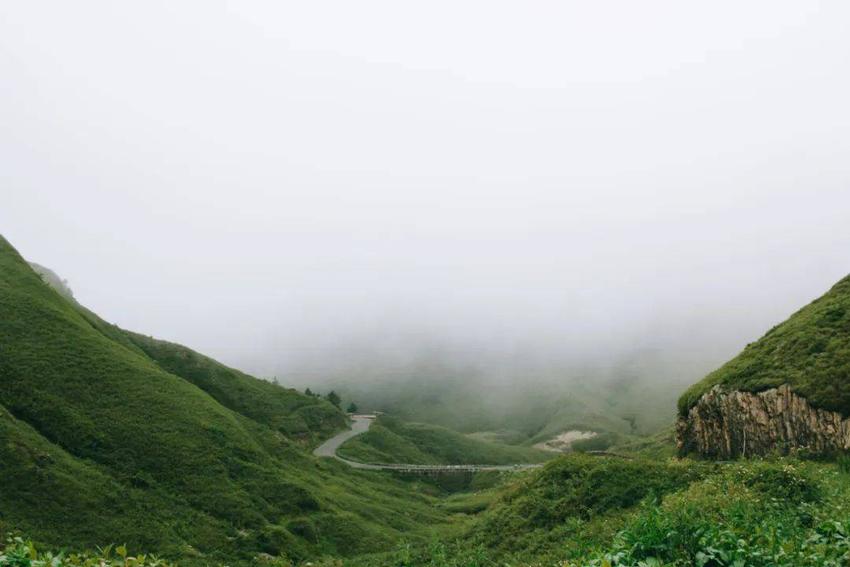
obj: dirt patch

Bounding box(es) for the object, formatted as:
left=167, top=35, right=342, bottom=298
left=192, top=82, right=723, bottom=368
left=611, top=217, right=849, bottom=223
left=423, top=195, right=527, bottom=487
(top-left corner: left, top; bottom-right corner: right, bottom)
left=534, top=430, right=597, bottom=453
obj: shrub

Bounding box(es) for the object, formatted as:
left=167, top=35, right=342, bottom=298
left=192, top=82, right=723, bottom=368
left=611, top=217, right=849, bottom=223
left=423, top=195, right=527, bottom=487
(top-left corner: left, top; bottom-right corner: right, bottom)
left=587, top=461, right=839, bottom=567
left=0, top=536, right=174, bottom=567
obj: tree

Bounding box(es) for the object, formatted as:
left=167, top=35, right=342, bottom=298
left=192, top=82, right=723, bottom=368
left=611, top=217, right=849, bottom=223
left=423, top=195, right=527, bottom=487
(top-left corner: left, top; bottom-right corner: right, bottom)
left=346, top=402, right=358, bottom=414
left=325, top=390, right=341, bottom=408
left=305, top=387, right=314, bottom=397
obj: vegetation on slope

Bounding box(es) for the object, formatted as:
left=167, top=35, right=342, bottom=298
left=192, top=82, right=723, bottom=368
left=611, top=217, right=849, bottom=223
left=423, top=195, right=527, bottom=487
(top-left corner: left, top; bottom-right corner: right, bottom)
left=348, top=456, right=850, bottom=567
left=123, top=332, right=345, bottom=445
left=336, top=416, right=551, bottom=465
left=11, top=234, right=850, bottom=567
left=27, top=253, right=347, bottom=447
left=466, top=455, right=706, bottom=562
left=8, top=455, right=850, bottom=567
left=0, top=536, right=175, bottom=567
left=679, top=274, right=850, bottom=416
left=0, top=236, right=462, bottom=564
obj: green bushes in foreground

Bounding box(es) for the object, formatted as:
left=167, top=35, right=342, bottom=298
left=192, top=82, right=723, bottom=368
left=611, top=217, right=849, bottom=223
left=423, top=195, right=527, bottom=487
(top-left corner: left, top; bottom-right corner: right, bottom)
left=357, top=458, right=850, bottom=567
left=0, top=537, right=173, bottom=567
left=586, top=462, right=844, bottom=567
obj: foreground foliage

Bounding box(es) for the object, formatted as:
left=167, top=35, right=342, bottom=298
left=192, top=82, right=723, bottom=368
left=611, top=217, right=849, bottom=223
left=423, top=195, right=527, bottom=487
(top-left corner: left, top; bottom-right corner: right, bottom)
left=347, top=457, right=850, bottom=567
left=6, top=455, right=850, bottom=566
left=0, top=537, right=173, bottom=567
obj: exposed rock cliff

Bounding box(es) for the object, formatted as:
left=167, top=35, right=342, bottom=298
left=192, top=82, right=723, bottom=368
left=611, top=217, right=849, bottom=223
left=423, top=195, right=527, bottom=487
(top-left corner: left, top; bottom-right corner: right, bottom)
left=677, top=385, right=850, bottom=458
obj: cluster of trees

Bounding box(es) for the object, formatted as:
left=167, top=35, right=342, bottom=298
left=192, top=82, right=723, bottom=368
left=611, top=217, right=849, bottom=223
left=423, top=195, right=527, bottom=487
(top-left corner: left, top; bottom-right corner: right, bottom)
left=305, top=387, right=358, bottom=414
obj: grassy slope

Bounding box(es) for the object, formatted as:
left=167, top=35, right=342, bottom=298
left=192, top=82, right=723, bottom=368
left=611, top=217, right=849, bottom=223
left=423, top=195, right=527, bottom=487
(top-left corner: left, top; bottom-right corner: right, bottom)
left=0, top=236, right=458, bottom=563
left=337, top=416, right=551, bottom=465
left=35, top=264, right=348, bottom=447
left=0, top=402, right=206, bottom=552
left=679, top=274, right=850, bottom=416
left=121, top=331, right=345, bottom=445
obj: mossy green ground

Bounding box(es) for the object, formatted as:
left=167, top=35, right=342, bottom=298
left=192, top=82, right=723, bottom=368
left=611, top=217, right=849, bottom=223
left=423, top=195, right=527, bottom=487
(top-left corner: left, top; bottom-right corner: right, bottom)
left=679, top=274, right=850, bottom=416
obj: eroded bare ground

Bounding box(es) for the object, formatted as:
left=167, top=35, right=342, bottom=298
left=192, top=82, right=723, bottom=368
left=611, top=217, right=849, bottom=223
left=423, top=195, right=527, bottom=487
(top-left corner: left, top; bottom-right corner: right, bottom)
left=533, top=430, right=598, bottom=452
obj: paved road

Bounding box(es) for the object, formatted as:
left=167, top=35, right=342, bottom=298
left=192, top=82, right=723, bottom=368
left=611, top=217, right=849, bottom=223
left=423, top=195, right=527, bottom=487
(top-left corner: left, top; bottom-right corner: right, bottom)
left=313, top=416, right=406, bottom=470
left=313, top=416, right=543, bottom=473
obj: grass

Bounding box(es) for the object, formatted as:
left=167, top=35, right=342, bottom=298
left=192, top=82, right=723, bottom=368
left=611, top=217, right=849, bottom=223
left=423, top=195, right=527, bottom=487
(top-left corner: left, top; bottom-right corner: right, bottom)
left=7, top=416, right=850, bottom=567
left=0, top=536, right=176, bottom=567
left=337, top=456, right=850, bottom=567
left=122, top=331, right=346, bottom=446
left=466, top=454, right=706, bottom=561
left=336, top=416, right=552, bottom=465
left=584, top=461, right=843, bottom=567
left=679, top=273, right=850, bottom=416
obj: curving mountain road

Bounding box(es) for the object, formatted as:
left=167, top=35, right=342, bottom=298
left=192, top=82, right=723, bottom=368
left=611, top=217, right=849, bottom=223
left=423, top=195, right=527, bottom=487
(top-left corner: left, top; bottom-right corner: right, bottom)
left=313, top=415, right=386, bottom=470
left=313, top=416, right=543, bottom=473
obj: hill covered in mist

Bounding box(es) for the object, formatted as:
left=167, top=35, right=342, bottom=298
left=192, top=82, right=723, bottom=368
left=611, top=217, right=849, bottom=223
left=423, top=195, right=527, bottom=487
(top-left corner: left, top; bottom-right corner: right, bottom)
left=283, top=343, right=713, bottom=452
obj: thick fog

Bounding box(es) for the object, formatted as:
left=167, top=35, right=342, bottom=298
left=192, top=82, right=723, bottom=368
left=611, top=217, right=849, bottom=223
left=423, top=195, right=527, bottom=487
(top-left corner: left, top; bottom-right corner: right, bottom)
left=3, top=2, right=850, bottom=391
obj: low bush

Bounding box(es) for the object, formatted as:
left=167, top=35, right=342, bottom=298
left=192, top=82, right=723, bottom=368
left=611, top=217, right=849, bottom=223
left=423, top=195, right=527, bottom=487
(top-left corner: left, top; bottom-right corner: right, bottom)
left=0, top=536, right=175, bottom=567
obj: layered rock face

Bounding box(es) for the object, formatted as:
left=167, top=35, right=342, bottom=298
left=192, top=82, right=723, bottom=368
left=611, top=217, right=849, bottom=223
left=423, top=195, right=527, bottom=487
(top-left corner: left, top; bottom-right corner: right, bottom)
left=677, top=385, right=850, bottom=458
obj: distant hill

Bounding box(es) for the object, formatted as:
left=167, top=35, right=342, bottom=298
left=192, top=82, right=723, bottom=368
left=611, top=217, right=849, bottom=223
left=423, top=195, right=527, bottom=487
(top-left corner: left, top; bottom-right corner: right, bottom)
left=0, top=236, right=455, bottom=563
left=678, top=274, right=850, bottom=458
left=337, top=415, right=551, bottom=465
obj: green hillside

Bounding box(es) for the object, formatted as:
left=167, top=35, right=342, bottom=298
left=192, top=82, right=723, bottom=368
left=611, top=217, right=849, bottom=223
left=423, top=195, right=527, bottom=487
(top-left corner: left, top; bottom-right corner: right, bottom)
left=122, top=331, right=345, bottom=445
left=0, top=236, right=459, bottom=563
left=27, top=254, right=347, bottom=446
left=337, top=416, right=551, bottom=465
left=679, top=274, right=850, bottom=416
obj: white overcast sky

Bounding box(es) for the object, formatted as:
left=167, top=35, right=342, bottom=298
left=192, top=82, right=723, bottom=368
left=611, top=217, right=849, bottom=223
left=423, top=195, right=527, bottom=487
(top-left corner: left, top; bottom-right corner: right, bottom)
left=2, top=1, right=849, bottom=378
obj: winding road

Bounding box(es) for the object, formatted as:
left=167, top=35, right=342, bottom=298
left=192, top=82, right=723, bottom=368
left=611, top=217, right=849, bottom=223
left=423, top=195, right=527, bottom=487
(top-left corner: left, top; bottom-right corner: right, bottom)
left=313, top=416, right=543, bottom=473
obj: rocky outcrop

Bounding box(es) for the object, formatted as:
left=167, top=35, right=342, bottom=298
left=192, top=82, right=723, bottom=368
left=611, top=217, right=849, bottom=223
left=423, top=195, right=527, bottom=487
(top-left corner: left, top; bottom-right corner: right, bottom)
left=677, top=385, right=850, bottom=458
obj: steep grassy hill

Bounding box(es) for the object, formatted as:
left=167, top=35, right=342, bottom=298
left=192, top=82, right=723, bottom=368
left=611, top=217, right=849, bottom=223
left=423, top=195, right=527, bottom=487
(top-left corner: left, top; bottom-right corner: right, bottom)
left=0, top=236, right=460, bottom=564
left=679, top=274, right=850, bottom=416
left=122, top=331, right=345, bottom=444
left=336, top=416, right=551, bottom=465
left=27, top=259, right=346, bottom=446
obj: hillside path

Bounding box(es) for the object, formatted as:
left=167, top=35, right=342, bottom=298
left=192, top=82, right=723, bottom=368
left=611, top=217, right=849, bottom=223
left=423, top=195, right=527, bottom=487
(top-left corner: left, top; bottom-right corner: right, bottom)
left=313, top=415, right=543, bottom=473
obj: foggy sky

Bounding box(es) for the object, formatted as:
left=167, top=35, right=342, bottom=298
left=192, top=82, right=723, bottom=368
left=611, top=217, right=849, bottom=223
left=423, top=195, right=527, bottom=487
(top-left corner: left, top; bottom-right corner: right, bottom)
left=2, top=1, right=850, bottom=383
